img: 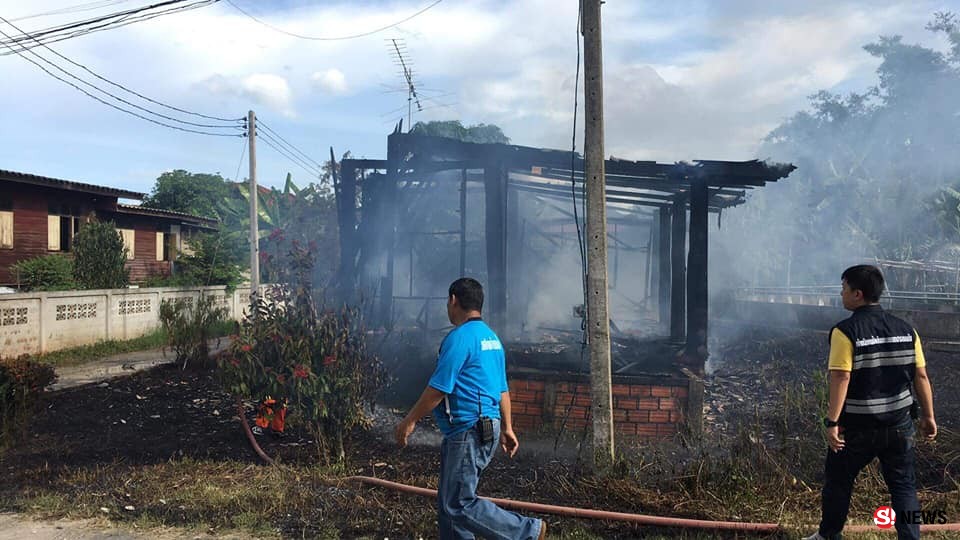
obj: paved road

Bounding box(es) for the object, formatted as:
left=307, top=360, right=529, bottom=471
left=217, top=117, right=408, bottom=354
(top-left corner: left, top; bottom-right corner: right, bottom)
left=0, top=513, right=258, bottom=539
left=50, top=338, right=233, bottom=391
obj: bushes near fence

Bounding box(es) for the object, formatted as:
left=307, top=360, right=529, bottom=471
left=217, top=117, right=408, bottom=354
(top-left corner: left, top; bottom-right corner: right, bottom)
left=11, top=255, right=76, bottom=291
left=0, top=357, right=57, bottom=450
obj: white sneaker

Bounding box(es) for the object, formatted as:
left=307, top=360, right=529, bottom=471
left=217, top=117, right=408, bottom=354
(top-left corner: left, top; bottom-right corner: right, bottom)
left=802, top=533, right=826, bottom=540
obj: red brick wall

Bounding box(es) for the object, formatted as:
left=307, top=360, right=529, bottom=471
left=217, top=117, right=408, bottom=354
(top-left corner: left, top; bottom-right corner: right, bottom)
left=508, top=373, right=697, bottom=440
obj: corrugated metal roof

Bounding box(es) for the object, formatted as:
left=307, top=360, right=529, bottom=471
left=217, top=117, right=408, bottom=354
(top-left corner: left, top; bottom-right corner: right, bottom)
left=115, top=204, right=218, bottom=225
left=0, top=169, right=144, bottom=199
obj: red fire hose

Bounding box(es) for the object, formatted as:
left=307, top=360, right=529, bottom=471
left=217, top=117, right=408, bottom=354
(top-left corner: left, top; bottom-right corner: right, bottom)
left=238, top=409, right=960, bottom=533
left=341, top=475, right=781, bottom=533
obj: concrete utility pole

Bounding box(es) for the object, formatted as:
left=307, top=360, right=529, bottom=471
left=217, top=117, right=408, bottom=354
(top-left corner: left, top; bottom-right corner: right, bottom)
left=247, top=110, right=260, bottom=302
left=582, top=0, right=615, bottom=469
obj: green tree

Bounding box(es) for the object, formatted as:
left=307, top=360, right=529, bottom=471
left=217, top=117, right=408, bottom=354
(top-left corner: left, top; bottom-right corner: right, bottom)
left=410, top=120, right=510, bottom=144
left=143, top=170, right=233, bottom=220
left=73, top=221, right=129, bottom=289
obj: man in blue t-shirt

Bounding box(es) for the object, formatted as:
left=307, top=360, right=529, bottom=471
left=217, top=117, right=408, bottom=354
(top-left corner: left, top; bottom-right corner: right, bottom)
left=395, top=278, right=545, bottom=539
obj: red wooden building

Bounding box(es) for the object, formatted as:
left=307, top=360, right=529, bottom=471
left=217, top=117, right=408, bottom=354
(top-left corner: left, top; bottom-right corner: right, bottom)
left=0, top=169, right=216, bottom=286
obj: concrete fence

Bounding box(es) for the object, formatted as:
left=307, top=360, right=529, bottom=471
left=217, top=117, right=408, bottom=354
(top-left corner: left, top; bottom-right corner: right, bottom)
left=0, top=285, right=262, bottom=358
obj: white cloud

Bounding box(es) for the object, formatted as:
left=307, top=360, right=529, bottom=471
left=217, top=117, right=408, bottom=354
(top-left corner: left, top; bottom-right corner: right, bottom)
left=202, top=73, right=295, bottom=117
left=312, top=68, right=348, bottom=95
left=0, top=0, right=949, bottom=190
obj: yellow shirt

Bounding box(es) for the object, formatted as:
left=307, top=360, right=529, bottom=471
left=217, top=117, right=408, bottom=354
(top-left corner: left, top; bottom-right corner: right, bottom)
left=828, top=328, right=926, bottom=371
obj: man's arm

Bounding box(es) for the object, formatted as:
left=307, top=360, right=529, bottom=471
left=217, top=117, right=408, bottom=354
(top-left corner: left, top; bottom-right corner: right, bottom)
left=499, top=390, right=519, bottom=457
left=826, top=369, right=850, bottom=452
left=394, top=385, right=445, bottom=447
left=914, top=366, right=937, bottom=439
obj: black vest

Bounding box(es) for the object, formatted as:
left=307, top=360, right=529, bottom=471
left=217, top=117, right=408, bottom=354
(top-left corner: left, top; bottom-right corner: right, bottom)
left=833, top=305, right=916, bottom=429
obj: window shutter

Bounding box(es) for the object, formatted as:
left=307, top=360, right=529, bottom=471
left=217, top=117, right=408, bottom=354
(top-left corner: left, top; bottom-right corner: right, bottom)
left=120, top=229, right=135, bottom=260
left=0, top=211, right=12, bottom=248
left=156, top=232, right=164, bottom=261
left=47, top=215, right=61, bottom=251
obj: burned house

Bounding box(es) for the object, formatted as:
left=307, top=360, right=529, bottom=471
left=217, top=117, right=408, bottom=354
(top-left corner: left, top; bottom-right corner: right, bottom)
left=334, top=125, right=795, bottom=438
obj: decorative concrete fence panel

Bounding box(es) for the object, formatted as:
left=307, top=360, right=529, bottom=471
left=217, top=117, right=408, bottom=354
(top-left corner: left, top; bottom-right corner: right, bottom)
left=44, top=292, right=108, bottom=352
left=0, top=285, right=265, bottom=358
left=110, top=291, right=160, bottom=341
left=0, top=296, right=40, bottom=358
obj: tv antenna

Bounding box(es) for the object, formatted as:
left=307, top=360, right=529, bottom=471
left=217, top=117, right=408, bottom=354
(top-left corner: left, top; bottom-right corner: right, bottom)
left=388, top=38, right=421, bottom=131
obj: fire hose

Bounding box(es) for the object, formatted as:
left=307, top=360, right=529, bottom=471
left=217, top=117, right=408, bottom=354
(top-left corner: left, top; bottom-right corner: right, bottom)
left=238, top=403, right=960, bottom=533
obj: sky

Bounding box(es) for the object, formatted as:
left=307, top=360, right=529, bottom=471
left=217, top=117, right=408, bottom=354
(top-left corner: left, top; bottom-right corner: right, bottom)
left=0, top=0, right=953, bottom=198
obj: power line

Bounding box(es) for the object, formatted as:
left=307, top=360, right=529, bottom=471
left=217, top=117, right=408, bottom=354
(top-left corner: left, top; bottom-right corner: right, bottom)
left=234, top=133, right=248, bottom=182
left=225, top=0, right=442, bottom=41
left=256, top=120, right=324, bottom=170
left=255, top=128, right=322, bottom=176
left=570, top=2, right=587, bottom=344
left=11, top=0, right=136, bottom=22
left=0, top=14, right=242, bottom=123
left=0, top=20, right=241, bottom=131
left=0, top=25, right=241, bottom=137
left=0, top=0, right=218, bottom=54
left=257, top=132, right=323, bottom=179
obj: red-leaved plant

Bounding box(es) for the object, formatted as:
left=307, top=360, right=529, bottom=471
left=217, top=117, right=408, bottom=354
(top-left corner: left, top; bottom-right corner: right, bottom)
left=219, top=235, right=384, bottom=463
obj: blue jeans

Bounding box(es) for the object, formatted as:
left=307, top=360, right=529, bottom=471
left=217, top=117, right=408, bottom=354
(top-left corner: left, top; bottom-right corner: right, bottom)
left=438, top=419, right=543, bottom=539
left=818, top=420, right=920, bottom=540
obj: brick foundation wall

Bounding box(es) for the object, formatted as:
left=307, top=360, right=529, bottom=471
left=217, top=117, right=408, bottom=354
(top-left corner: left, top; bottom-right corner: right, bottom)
left=508, top=371, right=700, bottom=440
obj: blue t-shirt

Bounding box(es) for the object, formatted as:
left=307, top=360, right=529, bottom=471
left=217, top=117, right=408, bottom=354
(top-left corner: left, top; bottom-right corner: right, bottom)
left=428, top=319, right=508, bottom=436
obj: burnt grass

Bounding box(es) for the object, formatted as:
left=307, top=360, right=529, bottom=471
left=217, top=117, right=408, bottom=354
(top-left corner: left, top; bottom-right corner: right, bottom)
left=1, top=328, right=958, bottom=539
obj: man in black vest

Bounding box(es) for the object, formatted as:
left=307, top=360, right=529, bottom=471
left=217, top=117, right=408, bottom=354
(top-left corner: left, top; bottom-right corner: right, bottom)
left=805, top=265, right=937, bottom=540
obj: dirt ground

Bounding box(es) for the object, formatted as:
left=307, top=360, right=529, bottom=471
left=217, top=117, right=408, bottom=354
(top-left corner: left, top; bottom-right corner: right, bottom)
left=1, top=363, right=790, bottom=539
left=2, top=326, right=959, bottom=539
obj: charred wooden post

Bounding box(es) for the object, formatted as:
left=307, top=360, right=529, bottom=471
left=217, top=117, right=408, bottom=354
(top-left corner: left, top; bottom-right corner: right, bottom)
left=657, top=207, right=671, bottom=330
left=459, top=168, right=467, bottom=277
left=484, top=161, right=508, bottom=332
left=335, top=157, right=357, bottom=303
left=379, top=131, right=401, bottom=328
left=505, top=182, right=522, bottom=338
left=686, top=178, right=709, bottom=364
left=670, top=197, right=687, bottom=340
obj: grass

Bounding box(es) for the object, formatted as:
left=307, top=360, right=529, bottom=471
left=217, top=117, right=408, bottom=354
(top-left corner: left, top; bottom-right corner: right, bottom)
left=7, top=451, right=959, bottom=540
left=31, top=320, right=236, bottom=368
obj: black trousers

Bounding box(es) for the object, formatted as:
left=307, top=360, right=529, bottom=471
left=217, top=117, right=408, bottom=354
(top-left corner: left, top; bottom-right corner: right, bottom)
left=818, top=420, right=920, bottom=540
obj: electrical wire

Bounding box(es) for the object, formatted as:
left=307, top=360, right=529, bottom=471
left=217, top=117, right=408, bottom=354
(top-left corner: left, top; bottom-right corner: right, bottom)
left=0, top=15, right=243, bottom=126
left=225, top=0, right=442, bottom=41
left=234, top=133, right=248, bottom=183
left=0, top=0, right=218, bottom=54
left=257, top=130, right=323, bottom=179
left=570, top=2, right=587, bottom=344
left=11, top=0, right=135, bottom=22
left=0, top=24, right=241, bottom=137
left=256, top=120, right=324, bottom=170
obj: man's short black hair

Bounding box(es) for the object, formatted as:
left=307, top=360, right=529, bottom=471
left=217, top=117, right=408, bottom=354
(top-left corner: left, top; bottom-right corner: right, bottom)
left=842, top=264, right=885, bottom=303
left=449, top=278, right=484, bottom=312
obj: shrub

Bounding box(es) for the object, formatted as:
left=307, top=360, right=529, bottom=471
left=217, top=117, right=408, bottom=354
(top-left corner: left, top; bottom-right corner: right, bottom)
left=159, top=295, right=229, bottom=369
left=0, top=357, right=57, bottom=449
left=11, top=254, right=76, bottom=291
left=220, top=239, right=385, bottom=463
left=73, top=221, right=129, bottom=289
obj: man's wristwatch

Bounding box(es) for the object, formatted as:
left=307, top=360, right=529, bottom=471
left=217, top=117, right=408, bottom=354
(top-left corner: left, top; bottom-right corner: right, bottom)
left=823, top=417, right=839, bottom=428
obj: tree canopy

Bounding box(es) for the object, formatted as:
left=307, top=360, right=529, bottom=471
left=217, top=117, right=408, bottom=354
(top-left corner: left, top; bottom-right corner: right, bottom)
left=142, top=170, right=233, bottom=220
left=409, top=120, right=510, bottom=144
